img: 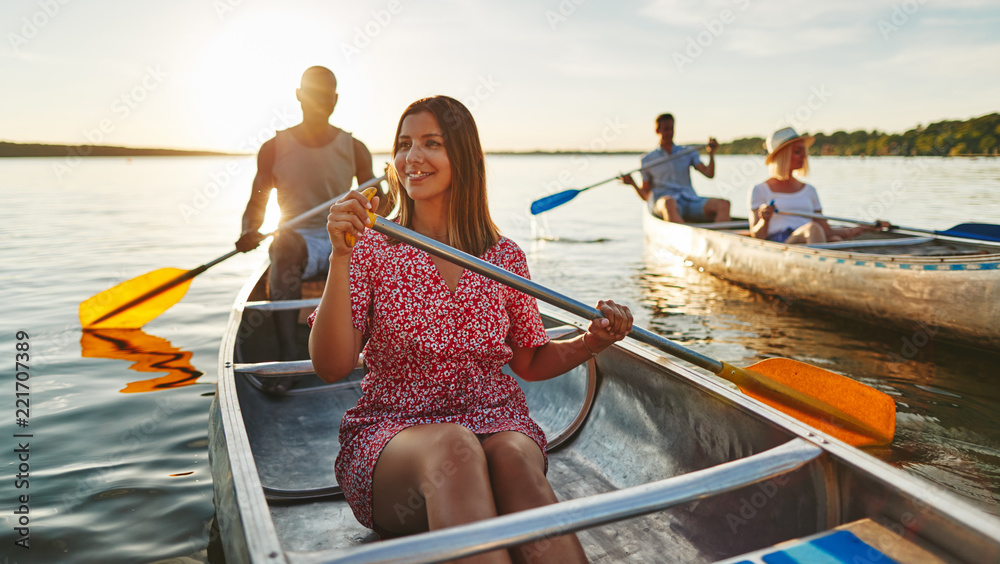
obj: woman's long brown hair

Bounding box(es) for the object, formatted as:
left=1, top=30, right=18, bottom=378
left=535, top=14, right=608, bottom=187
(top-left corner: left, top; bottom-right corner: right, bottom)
left=386, top=96, right=499, bottom=257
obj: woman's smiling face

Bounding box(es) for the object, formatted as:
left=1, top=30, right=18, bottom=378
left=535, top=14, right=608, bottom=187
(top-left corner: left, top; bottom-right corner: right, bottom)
left=394, top=111, right=452, bottom=204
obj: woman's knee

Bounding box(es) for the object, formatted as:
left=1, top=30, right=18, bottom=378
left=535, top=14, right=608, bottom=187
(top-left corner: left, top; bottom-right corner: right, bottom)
left=421, top=424, right=486, bottom=475
left=482, top=434, right=545, bottom=482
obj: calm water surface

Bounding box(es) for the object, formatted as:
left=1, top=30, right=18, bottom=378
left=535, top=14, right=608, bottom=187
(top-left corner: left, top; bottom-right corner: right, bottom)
left=1, top=154, right=998, bottom=562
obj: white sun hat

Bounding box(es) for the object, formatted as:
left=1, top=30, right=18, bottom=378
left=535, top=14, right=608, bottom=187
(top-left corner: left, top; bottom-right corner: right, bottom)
left=764, top=127, right=815, bottom=164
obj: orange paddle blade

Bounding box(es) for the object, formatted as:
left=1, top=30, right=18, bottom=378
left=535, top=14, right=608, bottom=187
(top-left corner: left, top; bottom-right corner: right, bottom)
left=721, top=358, right=896, bottom=447
left=80, top=328, right=203, bottom=393
left=79, top=268, right=195, bottom=329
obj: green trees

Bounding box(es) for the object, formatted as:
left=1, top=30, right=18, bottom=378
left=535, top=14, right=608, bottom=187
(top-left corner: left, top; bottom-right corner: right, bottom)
left=715, top=113, right=1000, bottom=156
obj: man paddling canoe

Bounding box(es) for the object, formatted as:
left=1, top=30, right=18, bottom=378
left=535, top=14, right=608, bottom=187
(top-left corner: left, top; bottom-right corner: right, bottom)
left=621, top=113, right=731, bottom=223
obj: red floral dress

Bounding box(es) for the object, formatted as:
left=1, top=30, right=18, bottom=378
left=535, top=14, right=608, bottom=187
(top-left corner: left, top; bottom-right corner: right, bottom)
left=307, top=227, right=550, bottom=532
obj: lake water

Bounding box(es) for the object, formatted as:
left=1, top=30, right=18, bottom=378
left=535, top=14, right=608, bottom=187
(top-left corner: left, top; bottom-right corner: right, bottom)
left=1, top=153, right=998, bottom=562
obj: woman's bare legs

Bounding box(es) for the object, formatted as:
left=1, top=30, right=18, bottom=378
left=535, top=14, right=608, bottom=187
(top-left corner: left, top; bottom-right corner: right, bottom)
left=482, top=432, right=587, bottom=564
left=786, top=221, right=827, bottom=244
left=372, top=423, right=511, bottom=564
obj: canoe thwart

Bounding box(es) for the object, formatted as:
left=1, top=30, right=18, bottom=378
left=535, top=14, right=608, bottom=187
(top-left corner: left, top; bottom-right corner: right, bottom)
left=286, top=438, right=824, bottom=564
left=264, top=485, right=344, bottom=504
left=245, top=298, right=322, bottom=312
left=235, top=356, right=366, bottom=378
left=235, top=360, right=317, bottom=377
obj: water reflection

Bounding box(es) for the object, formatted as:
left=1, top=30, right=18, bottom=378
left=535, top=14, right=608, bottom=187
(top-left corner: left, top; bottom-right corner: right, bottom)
left=640, top=245, right=1000, bottom=515
left=80, top=329, right=204, bottom=393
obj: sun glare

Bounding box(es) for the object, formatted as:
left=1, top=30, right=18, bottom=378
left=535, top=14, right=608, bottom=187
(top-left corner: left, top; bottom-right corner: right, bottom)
left=260, top=190, right=282, bottom=234
left=188, top=9, right=360, bottom=153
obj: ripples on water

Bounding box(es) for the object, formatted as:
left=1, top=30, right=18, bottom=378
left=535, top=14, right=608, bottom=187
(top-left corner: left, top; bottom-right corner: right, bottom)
left=1, top=154, right=998, bottom=562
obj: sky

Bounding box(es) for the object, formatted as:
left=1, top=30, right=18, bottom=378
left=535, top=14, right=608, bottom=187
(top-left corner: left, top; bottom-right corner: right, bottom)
left=2, top=0, right=999, bottom=153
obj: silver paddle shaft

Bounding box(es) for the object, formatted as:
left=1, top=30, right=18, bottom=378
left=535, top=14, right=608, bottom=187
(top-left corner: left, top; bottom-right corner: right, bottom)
left=371, top=217, right=724, bottom=374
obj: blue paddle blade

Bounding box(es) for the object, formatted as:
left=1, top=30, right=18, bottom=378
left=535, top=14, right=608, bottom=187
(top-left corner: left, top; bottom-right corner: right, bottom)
left=530, top=189, right=582, bottom=215
left=939, top=223, right=1000, bottom=243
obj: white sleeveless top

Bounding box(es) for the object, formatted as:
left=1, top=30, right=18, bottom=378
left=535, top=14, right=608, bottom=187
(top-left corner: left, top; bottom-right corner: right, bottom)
left=273, top=127, right=356, bottom=229
left=749, top=182, right=822, bottom=236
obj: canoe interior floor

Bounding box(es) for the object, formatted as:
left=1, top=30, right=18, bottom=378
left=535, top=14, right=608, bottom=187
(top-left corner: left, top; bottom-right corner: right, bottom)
left=266, top=449, right=725, bottom=562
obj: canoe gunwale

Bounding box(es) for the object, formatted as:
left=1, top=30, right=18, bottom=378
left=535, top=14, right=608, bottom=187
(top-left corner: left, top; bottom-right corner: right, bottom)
left=211, top=261, right=285, bottom=563
left=285, top=438, right=826, bottom=564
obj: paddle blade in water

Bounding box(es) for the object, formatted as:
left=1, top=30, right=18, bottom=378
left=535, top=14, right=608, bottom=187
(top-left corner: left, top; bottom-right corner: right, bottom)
left=80, top=328, right=203, bottom=393
left=530, top=189, right=581, bottom=215
left=724, top=358, right=896, bottom=447
left=79, top=268, right=195, bottom=329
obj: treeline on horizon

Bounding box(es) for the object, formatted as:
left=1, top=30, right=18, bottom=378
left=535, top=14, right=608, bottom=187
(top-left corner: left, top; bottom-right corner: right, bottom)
left=0, top=141, right=233, bottom=158
left=716, top=113, right=1000, bottom=157
left=4, top=113, right=998, bottom=158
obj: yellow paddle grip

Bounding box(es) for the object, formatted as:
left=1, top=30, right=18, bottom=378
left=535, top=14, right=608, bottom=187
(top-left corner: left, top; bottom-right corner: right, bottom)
left=345, top=186, right=379, bottom=246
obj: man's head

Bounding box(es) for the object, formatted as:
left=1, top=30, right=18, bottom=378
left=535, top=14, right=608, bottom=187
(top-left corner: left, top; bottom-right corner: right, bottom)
left=655, top=113, right=674, bottom=147
left=296, top=66, right=338, bottom=121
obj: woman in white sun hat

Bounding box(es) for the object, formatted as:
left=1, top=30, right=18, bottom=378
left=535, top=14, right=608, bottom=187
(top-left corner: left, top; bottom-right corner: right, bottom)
left=748, top=127, right=888, bottom=244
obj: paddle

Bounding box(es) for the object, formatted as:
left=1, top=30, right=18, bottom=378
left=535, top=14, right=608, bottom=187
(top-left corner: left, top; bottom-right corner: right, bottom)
left=79, top=175, right=386, bottom=330
left=529, top=146, right=704, bottom=215
left=773, top=207, right=1000, bottom=244
left=357, top=207, right=896, bottom=447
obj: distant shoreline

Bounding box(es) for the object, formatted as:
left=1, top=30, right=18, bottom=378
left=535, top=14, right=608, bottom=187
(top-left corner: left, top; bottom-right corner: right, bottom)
left=3, top=143, right=997, bottom=159
left=0, top=141, right=241, bottom=158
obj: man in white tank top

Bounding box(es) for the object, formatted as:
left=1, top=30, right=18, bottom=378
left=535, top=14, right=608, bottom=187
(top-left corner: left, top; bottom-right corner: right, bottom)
left=235, top=67, right=380, bottom=379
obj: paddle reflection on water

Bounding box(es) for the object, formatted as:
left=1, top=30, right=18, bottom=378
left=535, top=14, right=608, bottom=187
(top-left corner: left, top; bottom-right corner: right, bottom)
left=640, top=246, right=1000, bottom=516
left=81, top=329, right=205, bottom=393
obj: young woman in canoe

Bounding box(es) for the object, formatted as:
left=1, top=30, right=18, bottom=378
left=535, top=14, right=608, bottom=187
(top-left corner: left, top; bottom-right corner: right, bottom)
left=308, top=95, right=632, bottom=563
left=749, top=127, right=888, bottom=244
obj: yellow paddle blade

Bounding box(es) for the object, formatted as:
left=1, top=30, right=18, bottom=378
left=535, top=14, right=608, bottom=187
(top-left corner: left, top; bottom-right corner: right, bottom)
left=720, top=358, right=896, bottom=447
left=79, top=268, right=195, bottom=329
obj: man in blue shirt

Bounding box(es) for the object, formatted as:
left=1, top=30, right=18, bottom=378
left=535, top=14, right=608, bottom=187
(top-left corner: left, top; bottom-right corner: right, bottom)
left=621, top=113, right=730, bottom=223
